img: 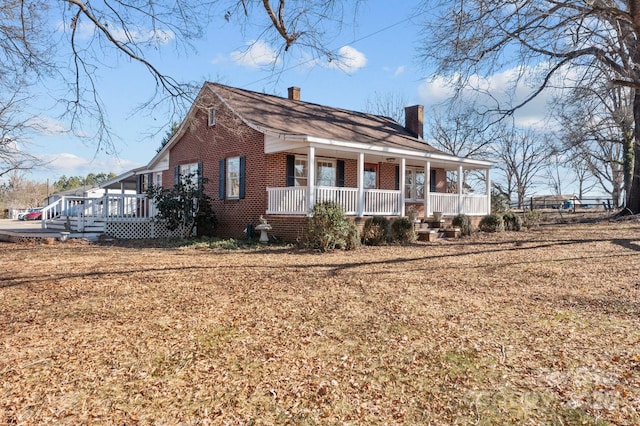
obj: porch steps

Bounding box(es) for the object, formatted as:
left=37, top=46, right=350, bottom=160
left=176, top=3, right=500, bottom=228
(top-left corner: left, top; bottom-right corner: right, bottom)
left=44, top=216, right=106, bottom=238
left=414, top=218, right=459, bottom=241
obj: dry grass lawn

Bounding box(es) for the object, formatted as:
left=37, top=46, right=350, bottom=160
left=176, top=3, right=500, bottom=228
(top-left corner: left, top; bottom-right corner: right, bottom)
left=1, top=220, right=640, bottom=425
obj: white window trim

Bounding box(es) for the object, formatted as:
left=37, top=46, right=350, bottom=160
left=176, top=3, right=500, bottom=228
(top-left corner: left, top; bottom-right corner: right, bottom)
left=208, top=108, right=216, bottom=126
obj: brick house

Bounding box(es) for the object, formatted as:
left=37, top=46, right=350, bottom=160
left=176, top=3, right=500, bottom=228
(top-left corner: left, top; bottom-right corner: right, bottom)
left=99, top=82, right=493, bottom=240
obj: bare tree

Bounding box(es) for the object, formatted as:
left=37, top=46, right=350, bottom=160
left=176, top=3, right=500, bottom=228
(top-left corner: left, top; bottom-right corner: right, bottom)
left=428, top=105, right=498, bottom=193
left=428, top=106, right=495, bottom=158
left=363, top=91, right=409, bottom=123
left=1, top=1, right=357, bottom=155
left=493, top=128, right=550, bottom=209
left=0, top=88, right=42, bottom=177
left=419, top=0, right=640, bottom=213
left=555, top=75, right=632, bottom=206
left=568, top=154, right=598, bottom=199
left=0, top=172, right=50, bottom=209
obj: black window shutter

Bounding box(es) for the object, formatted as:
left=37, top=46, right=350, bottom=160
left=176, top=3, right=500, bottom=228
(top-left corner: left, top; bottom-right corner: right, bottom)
left=286, top=154, right=295, bottom=186
left=430, top=169, right=437, bottom=192
left=146, top=173, right=152, bottom=190
left=394, top=165, right=399, bottom=190
left=174, top=165, right=180, bottom=185
left=197, top=161, right=203, bottom=188
left=337, top=160, right=345, bottom=187
left=218, top=159, right=225, bottom=199
left=239, top=156, right=246, bottom=199
left=136, top=175, right=142, bottom=194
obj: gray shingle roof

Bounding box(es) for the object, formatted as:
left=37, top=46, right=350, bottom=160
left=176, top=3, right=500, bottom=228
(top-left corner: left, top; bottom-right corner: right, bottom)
left=208, top=82, right=446, bottom=154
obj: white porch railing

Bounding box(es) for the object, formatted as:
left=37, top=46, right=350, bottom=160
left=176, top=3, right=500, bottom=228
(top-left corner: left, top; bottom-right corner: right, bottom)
left=429, top=193, right=489, bottom=216
left=267, top=187, right=402, bottom=216
left=41, top=194, right=157, bottom=229
left=363, top=189, right=402, bottom=215
left=267, top=187, right=488, bottom=216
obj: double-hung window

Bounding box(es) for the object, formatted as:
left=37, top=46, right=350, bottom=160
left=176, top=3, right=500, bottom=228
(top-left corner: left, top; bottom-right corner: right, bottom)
left=286, top=155, right=343, bottom=187
left=179, top=163, right=201, bottom=187
left=226, top=156, right=240, bottom=199
left=364, top=164, right=377, bottom=189
left=219, top=156, right=246, bottom=200
left=316, top=159, right=336, bottom=187
left=294, top=157, right=308, bottom=187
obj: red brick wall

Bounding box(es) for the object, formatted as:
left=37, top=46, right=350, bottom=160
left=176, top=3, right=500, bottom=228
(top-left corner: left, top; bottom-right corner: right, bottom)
left=378, top=162, right=397, bottom=190
left=168, top=95, right=270, bottom=238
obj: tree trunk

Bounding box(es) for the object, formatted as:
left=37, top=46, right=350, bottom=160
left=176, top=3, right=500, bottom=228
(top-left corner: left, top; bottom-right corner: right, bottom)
left=623, top=128, right=635, bottom=207
left=627, top=89, right=640, bottom=213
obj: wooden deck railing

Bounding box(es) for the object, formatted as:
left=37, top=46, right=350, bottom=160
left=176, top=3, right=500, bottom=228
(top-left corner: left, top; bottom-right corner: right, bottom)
left=41, top=194, right=157, bottom=229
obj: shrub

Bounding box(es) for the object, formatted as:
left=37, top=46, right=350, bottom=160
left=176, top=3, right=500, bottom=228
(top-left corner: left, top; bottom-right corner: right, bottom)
left=522, top=210, right=542, bottom=229
left=147, top=173, right=217, bottom=239
left=362, top=216, right=391, bottom=246
left=451, top=214, right=474, bottom=236
left=391, top=217, right=416, bottom=244
left=305, top=201, right=359, bottom=252
left=502, top=211, right=522, bottom=231
left=479, top=213, right=504, bottom=233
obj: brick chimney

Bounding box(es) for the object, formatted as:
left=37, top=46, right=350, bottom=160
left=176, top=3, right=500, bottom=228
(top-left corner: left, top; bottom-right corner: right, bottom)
left=288, top=86, right=301, bottom=101
left=404, top=105, right=424, bottom=139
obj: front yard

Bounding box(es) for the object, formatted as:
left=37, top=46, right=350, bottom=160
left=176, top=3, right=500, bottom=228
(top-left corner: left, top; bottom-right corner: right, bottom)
left=1, top=220, right=639, bottom=424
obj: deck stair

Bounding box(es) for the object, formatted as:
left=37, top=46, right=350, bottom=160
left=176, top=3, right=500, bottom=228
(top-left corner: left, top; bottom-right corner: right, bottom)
left=44, top=215, right=106, bottom=240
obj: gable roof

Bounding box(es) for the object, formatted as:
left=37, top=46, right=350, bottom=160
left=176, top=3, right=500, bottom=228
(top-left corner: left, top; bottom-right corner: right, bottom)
left=207, top=82, right=446, bottom=155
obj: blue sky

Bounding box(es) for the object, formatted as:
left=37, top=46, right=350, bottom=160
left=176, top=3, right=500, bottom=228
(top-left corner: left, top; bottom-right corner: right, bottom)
left=18, top=0, right=552, bottom=187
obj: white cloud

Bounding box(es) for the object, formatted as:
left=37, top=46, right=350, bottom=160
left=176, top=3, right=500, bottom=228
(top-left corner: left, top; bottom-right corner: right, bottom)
left=230, top=40, right=279, bottom=68
left=325, top=45, right=367, bottom=73
left=394, top=66, right=406, bottom=77
left=39, top=153, right=140, bottom=176
left=418, top=64, right=573, bottom=129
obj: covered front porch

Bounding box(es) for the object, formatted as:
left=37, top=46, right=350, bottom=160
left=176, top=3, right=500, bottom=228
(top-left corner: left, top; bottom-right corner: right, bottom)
left=265, top=139, right=493, bottom=218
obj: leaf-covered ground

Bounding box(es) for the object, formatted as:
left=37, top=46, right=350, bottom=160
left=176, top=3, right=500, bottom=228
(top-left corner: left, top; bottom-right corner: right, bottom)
left=1, top=220, right=639, bottom=425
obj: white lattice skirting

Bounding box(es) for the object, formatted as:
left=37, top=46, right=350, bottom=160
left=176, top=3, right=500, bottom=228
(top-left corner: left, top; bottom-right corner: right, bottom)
left=104, top=221, right=183, bottom=239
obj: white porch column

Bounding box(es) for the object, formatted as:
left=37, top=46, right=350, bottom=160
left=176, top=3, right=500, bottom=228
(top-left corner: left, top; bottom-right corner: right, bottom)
left=357, top=152, right=365, bottom=217
left=119, top=181, right=126, bottom=217
left=424, top=161, right=431, bottom=218
left=457, top=165, right=464, bottom=214
left=399, top=158, right=406, bottom=217
left=486, top=168, right=491, bottom=214
left=307, top=146, right=315, bottom=214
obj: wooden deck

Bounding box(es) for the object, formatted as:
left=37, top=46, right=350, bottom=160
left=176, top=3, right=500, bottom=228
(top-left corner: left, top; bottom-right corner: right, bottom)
left=0, top=220, right=99, bottom=242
